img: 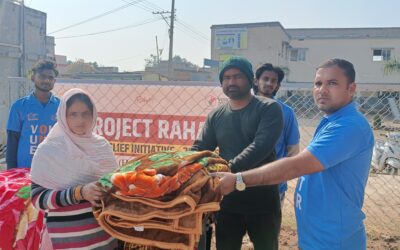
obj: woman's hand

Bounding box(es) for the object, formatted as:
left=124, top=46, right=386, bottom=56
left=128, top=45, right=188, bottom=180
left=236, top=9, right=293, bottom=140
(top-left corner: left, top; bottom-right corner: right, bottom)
left=82, top=182, right=104, bottom=207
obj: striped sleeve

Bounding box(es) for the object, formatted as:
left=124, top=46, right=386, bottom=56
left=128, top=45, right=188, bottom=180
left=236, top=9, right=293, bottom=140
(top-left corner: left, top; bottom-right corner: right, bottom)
left=31, top=182, right=80, bottom=210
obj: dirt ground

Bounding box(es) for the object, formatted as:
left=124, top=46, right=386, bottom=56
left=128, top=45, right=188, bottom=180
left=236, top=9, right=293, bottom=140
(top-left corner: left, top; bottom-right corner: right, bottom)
left=208, top=226, right=400, bottom=250
left=277, top=174, right=400, bottom=250
left=258, top=226, right=399, bottom=250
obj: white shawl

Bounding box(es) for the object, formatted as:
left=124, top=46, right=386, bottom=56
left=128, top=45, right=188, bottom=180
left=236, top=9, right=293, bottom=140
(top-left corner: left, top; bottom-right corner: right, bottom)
left=31, top=88, right=118, bottom=190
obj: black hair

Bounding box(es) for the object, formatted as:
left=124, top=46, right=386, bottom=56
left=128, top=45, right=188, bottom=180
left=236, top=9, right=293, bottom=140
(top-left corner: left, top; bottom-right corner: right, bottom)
left=255, top=63, right=285, bottom=83
left=317, top=58, right=355, bottom=83
left=254, top=63, right=285, bottom=96
left=31, top=59, right=59, bottom=77
left=272, top=66, right=284, bottom=84
left=255, top=63, right=274, bottom=80
left=66, top=93, right=94, bottom=115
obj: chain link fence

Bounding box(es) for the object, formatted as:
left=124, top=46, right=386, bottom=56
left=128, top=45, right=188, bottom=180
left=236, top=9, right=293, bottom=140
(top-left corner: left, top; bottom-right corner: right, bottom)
left=1, top=78, right=400, bottom=238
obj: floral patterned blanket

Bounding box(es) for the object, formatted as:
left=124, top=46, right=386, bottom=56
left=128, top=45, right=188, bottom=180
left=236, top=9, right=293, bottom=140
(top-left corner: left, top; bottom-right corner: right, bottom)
left=0, top=168, right=48, bottom=250
left=95, top=150, right=229, bottom=250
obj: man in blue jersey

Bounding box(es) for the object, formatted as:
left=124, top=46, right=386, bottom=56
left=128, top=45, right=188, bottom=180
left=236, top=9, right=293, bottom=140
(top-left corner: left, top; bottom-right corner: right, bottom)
left=215, top=59, right=374, bottom=250
left=6, top=60, right=60, bottom=169
left=254, top=63, right=300, bottom=206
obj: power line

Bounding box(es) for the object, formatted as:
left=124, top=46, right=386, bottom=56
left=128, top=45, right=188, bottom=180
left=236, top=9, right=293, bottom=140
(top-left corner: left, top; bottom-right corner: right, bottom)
left=175, top=19, right=209, bottom=41
left=119, top=0, right=169, bottom=61
left=142, top=0, right=165, bottom=12
left=174, top=25, right=208, bottom=44
left=122, top=0, right=154, bottom=12
left=121, top=0, right=165, bottom=13
left=177, top=19, right=209, bottom=39
left=49, top=0, right=146, bottom=34
left=123, top=0, right=209, bottom=42
left=136, top=2, right=154, bottom=12
left=55, top=17, right=162, bottom=39
left=127, top=0, right=211, bottom=41
left=121, top=0, right=209, bottom=57
left=138, top=1, right=210, bottom=41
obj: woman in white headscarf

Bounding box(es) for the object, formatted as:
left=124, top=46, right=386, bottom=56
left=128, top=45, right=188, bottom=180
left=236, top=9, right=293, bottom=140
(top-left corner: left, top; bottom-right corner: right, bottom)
left=30, top=88, right=118, bottom=249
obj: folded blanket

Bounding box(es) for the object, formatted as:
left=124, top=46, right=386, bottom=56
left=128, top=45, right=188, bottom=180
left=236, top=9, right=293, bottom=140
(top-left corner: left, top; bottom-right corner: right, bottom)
left=95, top=151, right=229, bottom=250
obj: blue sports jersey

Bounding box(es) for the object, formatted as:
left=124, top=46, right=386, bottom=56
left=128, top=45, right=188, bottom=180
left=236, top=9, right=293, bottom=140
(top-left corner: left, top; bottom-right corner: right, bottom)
left=7, top=92, right=60, bottom=168
left=295, top=102, right=374, bottom=249
left=276, top=100, right=300, bottom=194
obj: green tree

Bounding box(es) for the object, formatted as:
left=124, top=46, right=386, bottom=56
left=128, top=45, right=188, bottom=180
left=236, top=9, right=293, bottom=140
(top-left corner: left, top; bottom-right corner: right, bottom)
left=65, top=59, right=98, bottom=74
left=172, top=55, right=198, bottom=68
left=144, top=54, right=159, bottom=67
left=88, top=61, right=99, bottom=69
left=144, top=54, right=198, bottom=69
left=384, top=58, right=400, bottom=74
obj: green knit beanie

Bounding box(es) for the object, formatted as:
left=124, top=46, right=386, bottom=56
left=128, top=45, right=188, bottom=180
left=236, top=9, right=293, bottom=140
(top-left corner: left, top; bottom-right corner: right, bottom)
left=219, top=56, right=254, bottom=86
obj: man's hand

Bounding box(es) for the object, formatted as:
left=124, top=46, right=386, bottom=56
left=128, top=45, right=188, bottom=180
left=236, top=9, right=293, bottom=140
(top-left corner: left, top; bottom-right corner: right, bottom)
left=212, top=172, right=236, bottom=195
left=82, top=182, right=105, bottom=207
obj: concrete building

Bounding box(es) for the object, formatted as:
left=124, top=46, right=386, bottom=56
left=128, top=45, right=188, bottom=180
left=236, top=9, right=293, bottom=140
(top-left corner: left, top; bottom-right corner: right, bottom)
left=55, top=54, right=68, bottom=75
left=211, top=22, right=400, bottom=84
left=0, top=0, right=55, bottom=145
left=0, top=0, right=54, bottom=79
left=0, top=0, right=55, bottom=81
left=96, top=66, right=119, bottom=73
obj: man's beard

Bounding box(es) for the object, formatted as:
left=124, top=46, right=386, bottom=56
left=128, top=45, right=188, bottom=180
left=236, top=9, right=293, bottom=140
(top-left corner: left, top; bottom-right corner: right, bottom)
left=224, top=88, right=251, bottom=100
left=35, top=84, right=53, bottom=92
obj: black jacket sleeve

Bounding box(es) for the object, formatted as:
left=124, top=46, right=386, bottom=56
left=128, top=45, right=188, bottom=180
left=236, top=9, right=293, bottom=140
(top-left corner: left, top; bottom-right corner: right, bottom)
left=191, top=114, right=217, bottom=152
left=6, top=130, right=20, bottom=169
left=230, top=102, right=283, bottom=172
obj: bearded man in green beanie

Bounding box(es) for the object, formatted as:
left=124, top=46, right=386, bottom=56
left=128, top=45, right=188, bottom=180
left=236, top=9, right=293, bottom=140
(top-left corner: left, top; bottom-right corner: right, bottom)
left=192, top=56, right=283, bottom=250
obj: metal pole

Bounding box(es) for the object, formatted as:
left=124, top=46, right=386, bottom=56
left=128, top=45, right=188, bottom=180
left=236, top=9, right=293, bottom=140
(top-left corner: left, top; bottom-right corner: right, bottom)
left=156, top=35, right=160, bottom=63
left=20, top=0, right=26, bottom=77
left=167, top=0, right=175, bottom=80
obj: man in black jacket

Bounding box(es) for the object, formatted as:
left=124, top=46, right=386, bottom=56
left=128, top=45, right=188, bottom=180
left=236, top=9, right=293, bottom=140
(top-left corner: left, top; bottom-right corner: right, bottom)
left=192, top=56, right=283, bottom=250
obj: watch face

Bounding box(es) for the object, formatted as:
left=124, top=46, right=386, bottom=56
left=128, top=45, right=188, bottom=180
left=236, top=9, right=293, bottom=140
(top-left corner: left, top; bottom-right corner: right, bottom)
left=236, top=182, right=246, bottom=191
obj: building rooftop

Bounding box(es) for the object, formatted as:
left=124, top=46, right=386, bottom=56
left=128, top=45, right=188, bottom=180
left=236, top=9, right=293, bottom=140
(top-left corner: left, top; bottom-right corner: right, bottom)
left=286, top=27, right=400, bottom=39
left=211, top=21, right=285, bottom=30
left=211, top=22, right=400, bottom=40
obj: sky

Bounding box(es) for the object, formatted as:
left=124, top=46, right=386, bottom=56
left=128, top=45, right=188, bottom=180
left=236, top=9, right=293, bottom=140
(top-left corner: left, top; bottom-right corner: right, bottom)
left=25, top=0, right=400, bottom=72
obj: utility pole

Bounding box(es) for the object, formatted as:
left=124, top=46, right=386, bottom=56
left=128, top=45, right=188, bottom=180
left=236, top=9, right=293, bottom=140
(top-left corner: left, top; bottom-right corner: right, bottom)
left=20, top=0, right=26, bottom=77
left=168, top=0, right=175, bottom=81
left=155, top=36, right=160, bottom=63
left=153, top=0, right=175, bottom=80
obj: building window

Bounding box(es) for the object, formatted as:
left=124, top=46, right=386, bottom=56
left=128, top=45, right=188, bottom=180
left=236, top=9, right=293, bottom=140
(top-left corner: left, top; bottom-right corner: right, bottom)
left=290, top=48, right=306, bottom=61
left=373, top=49, right=391, bottom=61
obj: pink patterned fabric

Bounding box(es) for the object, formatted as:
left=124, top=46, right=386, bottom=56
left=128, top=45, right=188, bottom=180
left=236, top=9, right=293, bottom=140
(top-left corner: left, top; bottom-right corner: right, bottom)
left=0, top=168, right=49, bottom=250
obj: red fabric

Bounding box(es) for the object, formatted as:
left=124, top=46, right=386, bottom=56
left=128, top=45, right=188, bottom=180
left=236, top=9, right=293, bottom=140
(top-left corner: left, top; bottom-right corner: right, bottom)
left=0, top=168, right=46, bottom=250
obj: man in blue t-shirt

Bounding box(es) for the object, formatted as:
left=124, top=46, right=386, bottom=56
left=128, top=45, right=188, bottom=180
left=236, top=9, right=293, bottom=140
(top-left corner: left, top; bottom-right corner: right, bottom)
left=216, top=59, right=374, bottom=250
left=254, top=63, right=300, bottom=206
left=6, top=60, right=60, bottom=169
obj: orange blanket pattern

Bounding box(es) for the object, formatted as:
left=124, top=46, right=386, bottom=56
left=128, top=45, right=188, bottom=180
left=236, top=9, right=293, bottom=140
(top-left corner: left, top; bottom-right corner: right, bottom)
left=95, top=150, right=229, bottom=250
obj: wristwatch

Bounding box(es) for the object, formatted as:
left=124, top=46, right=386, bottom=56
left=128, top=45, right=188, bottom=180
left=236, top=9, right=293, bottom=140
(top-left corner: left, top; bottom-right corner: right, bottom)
left=235, top=172, right=246, bottom=191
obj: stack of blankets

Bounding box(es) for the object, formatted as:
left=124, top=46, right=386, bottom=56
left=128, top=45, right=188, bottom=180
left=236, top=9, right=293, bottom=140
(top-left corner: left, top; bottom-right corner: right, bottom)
left=95, top=150, right=229, bottom=250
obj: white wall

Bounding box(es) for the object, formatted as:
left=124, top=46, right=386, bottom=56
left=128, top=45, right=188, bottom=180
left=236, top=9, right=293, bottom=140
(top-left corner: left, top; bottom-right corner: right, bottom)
left=211, top=25, right=290, bottom=69
left=288, top=38, right=400, bottom=83
left=210, top=23, right=400, bottom=84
